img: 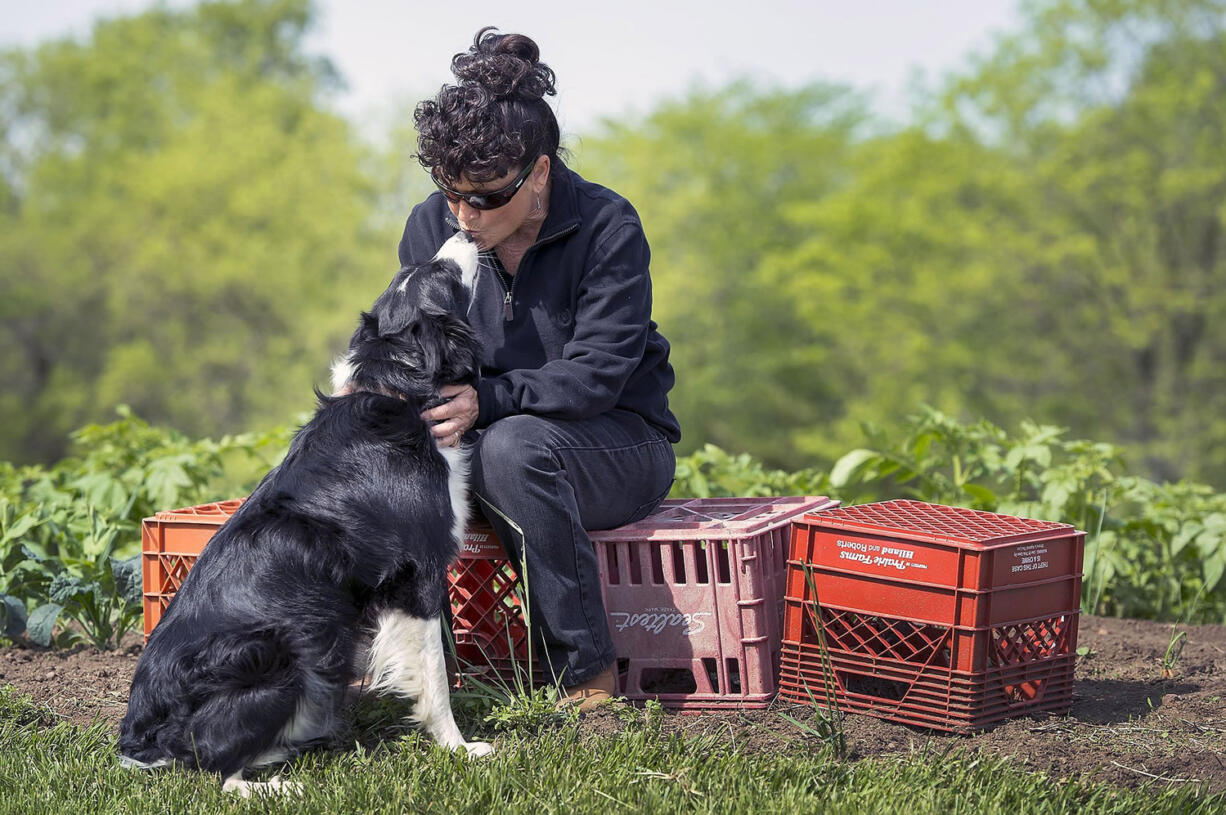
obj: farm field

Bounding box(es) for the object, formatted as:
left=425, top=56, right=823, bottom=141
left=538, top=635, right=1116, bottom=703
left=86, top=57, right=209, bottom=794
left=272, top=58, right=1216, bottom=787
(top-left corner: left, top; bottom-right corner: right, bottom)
left=1, top=613, right=1224, bottom=808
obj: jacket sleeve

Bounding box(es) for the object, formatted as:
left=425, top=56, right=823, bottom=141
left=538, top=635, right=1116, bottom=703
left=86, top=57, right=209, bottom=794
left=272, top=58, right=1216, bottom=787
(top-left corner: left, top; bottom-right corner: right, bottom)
left=476, top=220, right=653, bottom=426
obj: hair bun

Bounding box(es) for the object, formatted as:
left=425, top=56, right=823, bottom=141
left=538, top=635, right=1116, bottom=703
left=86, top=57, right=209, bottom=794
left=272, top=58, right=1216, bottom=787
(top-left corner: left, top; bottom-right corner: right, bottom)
left=451, top=27, right=556, bottom=101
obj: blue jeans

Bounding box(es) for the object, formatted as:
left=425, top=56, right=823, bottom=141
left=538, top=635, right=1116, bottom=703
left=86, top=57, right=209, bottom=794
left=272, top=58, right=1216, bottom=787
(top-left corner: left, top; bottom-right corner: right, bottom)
left=469, top=410, right=676, bottom=686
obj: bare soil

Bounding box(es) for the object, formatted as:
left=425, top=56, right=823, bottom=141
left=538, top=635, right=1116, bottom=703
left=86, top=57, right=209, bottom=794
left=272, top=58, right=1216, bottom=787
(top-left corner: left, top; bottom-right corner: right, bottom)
left=3, top=614, right=1224, bottom=793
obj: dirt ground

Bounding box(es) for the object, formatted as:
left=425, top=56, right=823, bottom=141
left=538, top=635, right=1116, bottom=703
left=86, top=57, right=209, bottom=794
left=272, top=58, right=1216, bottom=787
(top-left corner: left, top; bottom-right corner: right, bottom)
left=2, top=614, right=1224, bottom=794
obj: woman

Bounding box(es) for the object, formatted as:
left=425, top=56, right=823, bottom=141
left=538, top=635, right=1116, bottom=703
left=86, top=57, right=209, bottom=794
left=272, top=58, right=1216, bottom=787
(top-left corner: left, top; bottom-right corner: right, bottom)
left=399, top=27, right=680, bottom=709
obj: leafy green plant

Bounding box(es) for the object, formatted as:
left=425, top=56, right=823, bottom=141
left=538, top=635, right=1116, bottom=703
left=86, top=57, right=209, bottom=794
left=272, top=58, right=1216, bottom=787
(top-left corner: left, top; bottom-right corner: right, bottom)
left=477, top=683, right=575, bottom=734
left=671, top=443, right=829, bottom=499
left=615, top=697, right=666, bottom=733
left=20, top=505, right=143, bottom=649
left=0, top=407, right=295, bottom=648
left=41, top=405, right=292, bottom=523
left=0, top=500, right=44, bottom=639
left=1162, top=629, right=1188, bottom=680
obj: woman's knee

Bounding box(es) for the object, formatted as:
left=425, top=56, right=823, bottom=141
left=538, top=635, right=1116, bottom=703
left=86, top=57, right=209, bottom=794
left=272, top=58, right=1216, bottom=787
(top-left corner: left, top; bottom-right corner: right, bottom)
left=471, top=415, right=559, bottom=488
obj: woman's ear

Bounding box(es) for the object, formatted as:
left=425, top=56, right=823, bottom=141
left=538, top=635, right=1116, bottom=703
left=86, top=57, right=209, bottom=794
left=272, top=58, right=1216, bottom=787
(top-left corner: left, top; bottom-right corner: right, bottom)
left=532, top=154, right=551, bottom=193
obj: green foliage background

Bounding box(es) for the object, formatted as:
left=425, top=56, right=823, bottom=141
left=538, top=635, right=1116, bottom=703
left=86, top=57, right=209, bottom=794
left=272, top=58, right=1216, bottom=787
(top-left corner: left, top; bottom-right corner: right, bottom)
left=3, top=0, right=1225, bottom=486
left=575, top=0, right=1226, bottom=486
left=0, top=0, right=404, bottom=463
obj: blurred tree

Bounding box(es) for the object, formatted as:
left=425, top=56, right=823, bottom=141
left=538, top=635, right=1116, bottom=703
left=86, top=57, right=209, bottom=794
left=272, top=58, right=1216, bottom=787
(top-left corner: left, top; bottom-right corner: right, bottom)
left=580, top=0, right=1226, bottom=484
left=761, top=128, right=1045, bottom=468
left=940, top=0, right=1226, bottom=483
left=575, top=81, right=871, bottom=465
left=5, top=0, right=1224, bottom=489
left=0, top=0, right=391, bottom=464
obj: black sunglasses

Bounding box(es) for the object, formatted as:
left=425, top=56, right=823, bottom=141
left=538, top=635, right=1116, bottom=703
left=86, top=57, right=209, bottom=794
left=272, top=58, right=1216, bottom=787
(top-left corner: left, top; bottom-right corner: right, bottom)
left=432, top=158, right=539, bottom=211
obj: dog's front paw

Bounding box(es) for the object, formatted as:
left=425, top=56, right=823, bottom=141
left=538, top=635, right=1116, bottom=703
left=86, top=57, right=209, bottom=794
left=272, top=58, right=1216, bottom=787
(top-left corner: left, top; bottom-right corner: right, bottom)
left=462, top=741, right=494, bottom=759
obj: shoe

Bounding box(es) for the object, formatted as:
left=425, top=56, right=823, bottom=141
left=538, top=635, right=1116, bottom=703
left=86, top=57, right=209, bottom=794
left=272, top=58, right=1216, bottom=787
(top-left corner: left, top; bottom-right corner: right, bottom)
left=558, top=666, right=618, bottom=712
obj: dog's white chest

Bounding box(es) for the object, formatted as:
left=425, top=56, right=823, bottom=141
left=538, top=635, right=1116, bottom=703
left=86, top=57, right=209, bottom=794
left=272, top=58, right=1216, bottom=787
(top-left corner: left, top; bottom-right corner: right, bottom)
left=437, top=444, right=471, bottom=548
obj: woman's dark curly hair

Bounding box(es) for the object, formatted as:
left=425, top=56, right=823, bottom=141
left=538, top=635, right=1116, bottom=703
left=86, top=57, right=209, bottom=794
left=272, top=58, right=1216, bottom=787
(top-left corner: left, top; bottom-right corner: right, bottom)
left=415, top=27, right=561, bottom=184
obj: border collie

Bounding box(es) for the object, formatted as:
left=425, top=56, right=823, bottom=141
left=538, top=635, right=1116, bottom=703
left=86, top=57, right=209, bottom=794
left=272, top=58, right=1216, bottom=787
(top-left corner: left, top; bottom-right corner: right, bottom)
left=119, top=233, right=489, bottom=796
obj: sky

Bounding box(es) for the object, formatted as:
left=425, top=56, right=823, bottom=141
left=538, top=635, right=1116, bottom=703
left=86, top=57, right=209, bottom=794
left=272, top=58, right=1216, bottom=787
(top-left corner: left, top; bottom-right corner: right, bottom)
left=2, top=0, right=1024, bottom=135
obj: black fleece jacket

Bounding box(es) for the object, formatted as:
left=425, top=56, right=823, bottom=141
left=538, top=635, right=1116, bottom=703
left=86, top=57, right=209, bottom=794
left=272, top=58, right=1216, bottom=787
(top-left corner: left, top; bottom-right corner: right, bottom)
left=398, top=162, right=681, bottom=444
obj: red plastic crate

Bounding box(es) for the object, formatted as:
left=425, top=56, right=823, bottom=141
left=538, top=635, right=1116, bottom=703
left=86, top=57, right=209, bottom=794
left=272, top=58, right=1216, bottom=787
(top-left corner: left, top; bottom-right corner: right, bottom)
left=141, top=499, right=245, bottom=637
left=778, top=500, right=1084, bottom=730
left=140, top=501, right=517, bottom=650
left=450, top=496, right=839, bottom=709
left=779, top=644, right=1076, bottom=730
left=448, top=525, right=540, bottom=684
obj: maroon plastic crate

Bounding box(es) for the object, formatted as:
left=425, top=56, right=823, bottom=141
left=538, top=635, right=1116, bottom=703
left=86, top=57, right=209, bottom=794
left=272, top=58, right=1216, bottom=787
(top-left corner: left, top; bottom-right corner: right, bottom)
left=779, top=500, right=1084, bottom=730
left=451, top=496, right=838, bottom=709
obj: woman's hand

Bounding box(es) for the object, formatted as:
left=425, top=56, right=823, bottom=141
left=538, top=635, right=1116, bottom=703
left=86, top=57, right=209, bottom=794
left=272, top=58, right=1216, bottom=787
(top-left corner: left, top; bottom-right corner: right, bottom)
left=423, top=384, right=478, bottom=447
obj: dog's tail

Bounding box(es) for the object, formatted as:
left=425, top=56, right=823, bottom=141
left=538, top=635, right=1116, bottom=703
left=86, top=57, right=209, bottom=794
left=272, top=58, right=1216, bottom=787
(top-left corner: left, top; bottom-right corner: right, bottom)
left=124, top=625, right=316, bottom=777
left=181, top=626, right=311, bottom=774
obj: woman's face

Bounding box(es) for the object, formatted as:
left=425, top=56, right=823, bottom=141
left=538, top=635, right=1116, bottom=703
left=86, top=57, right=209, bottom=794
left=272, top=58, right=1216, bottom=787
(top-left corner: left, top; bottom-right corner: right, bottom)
left=444, top=156, right=550, bottom=251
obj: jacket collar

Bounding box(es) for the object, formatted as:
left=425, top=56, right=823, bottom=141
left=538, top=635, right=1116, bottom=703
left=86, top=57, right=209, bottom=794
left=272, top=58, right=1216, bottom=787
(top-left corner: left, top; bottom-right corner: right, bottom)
left=536, top=159, right=581, bottom=246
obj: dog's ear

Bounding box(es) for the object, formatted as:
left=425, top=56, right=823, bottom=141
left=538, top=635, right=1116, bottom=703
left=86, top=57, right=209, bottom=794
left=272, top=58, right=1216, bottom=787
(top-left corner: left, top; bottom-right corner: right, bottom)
left=412, top=318, right=445, bottom=375
left=361, top=266, right=419, bottom=338
left=437, top=315, right=480, bottom=385
left=372, top=289, right=418, bottom=338
left=341, top=312, right=378, bottom=360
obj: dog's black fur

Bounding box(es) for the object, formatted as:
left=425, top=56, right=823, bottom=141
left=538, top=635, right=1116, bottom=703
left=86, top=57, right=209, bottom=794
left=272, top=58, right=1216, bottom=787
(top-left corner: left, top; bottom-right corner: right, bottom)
left=119, top=234, right=483, bottom=781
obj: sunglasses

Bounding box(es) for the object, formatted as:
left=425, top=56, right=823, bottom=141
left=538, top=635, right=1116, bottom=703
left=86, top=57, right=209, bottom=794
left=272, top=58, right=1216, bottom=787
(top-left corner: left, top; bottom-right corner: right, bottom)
left=432, top=158, right=539, bottom=211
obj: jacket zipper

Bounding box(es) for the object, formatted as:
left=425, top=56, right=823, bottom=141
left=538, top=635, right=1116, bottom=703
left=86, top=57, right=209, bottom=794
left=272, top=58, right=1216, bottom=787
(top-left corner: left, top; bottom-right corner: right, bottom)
left=489, top=257, right=515, bottom=321
left=482, top=222, right=580, bottom=323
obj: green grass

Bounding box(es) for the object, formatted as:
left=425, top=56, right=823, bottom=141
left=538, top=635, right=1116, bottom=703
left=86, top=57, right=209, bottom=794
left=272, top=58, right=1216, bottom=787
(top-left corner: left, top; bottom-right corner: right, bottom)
left=0, top=687, right=1221, bottom=815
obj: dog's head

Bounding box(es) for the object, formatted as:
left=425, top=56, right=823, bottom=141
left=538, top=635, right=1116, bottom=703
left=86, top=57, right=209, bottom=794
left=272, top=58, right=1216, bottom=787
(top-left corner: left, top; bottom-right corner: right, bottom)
left=332, top=232, right=480, bottom=400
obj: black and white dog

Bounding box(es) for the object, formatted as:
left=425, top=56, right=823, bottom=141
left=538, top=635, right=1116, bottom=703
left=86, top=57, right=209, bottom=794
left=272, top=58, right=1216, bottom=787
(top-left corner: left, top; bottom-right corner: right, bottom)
left=119, top=233, right=490, bottom=795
